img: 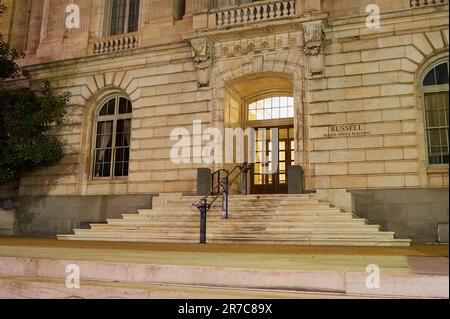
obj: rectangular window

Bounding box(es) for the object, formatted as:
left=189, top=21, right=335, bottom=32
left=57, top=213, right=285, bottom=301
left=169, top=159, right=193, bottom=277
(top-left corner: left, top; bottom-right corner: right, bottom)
left=248, top=97, right=294, bottom=121
left=424, top=91, right=449, bottom=164
left=423, top=62, right=449, bottom=165
left=114, top=119, right=131, bottom=177
left=94, top=121, right=114, bottom=178
left=128, top=0, right=140, bottom=33
left=109, top=0, right=140, bottom=36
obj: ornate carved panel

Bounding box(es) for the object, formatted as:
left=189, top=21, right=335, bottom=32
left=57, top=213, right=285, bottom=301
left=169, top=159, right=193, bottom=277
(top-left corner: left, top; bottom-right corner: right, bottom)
left=190, top=37, right=214, bottom=88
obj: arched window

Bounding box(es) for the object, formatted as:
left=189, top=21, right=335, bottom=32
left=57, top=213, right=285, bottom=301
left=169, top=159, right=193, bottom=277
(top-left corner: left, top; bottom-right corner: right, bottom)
left=248, top=96, right=294, bottom=121
left=93, top=96, right=132, bottom=179
left=422, top=61, right=449, bottom=165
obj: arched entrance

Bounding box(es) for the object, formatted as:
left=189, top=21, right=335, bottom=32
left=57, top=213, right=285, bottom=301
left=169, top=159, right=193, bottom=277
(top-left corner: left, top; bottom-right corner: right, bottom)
left=223, top=72, right=296, bottom=194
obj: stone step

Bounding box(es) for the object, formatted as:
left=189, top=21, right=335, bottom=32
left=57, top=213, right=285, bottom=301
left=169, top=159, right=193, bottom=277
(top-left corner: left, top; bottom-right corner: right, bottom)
left=209, top=234, right=396, bottom=240
left=59, top=234, right=410, bottom=246
left=124, top=214, right=355, bottom=222
left=90, top=224, right=381, bottom=233
left=191, top=199, right=318, bottom=204
left=154, top=200, right=323, bottom=206
left=59, top=192, right=409, bottom=247
left=163, top=194, right=315, bottom=200
left=105, top=219, right=371, bottom=227
left=0, top=275, right=356, bottom=299
left=137, top=210, right=343, bottom=217
left=209, top=238, right=412, bottom=247
left=146, top=205, right=334, bottom=212
left=123, top=214, right=354, bottom=226
left=156, top=198, right=324, bottom=203
left=73, top=229, right=395, bottom=240
left=6, top=252, right=443, bottom=300
left=134, top=209, right=345, bottom=216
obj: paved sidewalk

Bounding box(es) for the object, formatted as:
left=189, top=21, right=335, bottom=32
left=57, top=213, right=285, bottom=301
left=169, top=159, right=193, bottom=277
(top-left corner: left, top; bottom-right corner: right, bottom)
left=0, top=237, right=447, bottom=298
left=0, top=237, right=448, bottom=274
left=0, top=243, right=448, bottom=275
left=0, top=237, right=448, bottom=256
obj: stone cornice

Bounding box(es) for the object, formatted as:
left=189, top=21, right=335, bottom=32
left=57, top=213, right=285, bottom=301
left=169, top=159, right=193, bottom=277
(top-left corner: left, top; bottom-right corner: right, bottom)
left=21, top=41, right=191, bottom=79
left=184, top=12, right=329, bottom=42
left=329, top=3, right=449, bottom=31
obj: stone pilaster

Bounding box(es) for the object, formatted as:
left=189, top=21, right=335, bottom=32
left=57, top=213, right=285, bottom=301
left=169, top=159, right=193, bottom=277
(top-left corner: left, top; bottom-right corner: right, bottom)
left=39, top=0, right=50, bottom=41
left=147, top=0, right=180, bottom=21
left=8, top=0, right=32, bottom=52
left=26, top=0, right=45, bottom=54
left=185, top=0, right=210, bottom=17
left=304, top=0, right=323, bottom=12
left=147, top=0, right=171, bottom=21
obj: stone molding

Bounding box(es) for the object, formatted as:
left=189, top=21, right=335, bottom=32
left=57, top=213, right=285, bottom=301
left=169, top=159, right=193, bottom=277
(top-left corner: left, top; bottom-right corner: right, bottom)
left=215, top=31, right=303, bottom=58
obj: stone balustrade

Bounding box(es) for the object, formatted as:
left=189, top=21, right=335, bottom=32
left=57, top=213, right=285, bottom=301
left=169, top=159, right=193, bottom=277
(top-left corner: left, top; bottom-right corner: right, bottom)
left=410, top=0, right=448, bottom=7
left=93, top=34, right=139, bottom=55
left=215, top=0, right=296, bottom=28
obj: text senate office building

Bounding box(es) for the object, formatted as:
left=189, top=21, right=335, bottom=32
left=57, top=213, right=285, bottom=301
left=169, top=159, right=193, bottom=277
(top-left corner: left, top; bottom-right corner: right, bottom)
left=0, top=0, right=448, bottom=245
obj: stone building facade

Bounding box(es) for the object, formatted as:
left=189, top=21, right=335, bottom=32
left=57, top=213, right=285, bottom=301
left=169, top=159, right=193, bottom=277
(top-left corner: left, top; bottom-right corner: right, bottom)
left=0, top=0, right=448, bottom=241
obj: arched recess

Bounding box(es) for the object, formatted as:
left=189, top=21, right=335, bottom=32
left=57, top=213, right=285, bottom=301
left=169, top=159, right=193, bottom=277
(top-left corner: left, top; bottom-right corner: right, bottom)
left=414, top=48, right=449, bottom=187
left=76, top=72, right=141, bottom=196
left=225, top=72, right=294, bottom=128
left=211, top=55, right=309, bottom=190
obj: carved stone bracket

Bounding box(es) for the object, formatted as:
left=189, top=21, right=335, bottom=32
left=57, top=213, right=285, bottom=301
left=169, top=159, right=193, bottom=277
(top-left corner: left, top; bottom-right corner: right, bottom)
left=189, top=38, right=214, bottom=88
left=302, top=20, right=326, bottom=78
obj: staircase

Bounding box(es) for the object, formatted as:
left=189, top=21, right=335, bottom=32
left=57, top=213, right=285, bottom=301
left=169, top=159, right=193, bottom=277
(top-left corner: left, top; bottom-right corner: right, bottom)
left=58, top=194, right=411, bottom=246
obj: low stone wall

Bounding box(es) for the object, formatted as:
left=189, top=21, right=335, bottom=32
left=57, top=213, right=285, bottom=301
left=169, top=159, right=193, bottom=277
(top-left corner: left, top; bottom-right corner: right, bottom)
left=0, top=181, right=19, bottom=200
left=0, top=181, right=19, bottom=236
left=10, top=195, right=153, bottom=236
left=0, top=209, right=15, bottom=236
left=316, top=189, right=354, bottom=214
left=350, top=188, right=449, bottom=243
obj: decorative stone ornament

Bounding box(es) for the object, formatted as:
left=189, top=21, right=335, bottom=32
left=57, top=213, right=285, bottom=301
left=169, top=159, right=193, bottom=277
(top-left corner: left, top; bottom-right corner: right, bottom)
left=302, top=21, right=326, bottom=78
left=190, top=38, right=214, bottom=88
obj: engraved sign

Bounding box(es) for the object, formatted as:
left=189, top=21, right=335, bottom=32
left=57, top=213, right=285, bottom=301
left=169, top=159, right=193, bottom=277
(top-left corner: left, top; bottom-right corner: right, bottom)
left=325, top=124, right=367, bottom=137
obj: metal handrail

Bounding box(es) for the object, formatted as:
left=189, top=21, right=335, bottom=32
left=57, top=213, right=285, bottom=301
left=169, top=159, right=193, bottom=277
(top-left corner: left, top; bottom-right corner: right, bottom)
left=194, top=162, right=251, bottom=244
left=203, top=164, right=244, bottom=204
left=211, top=168, right=228, bottom=195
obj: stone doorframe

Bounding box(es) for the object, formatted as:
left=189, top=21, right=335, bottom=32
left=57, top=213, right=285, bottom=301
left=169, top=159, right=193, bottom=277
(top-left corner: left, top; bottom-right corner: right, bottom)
left=209, top=49, right=313, bottom=190
left=187, top=19, right=328, bottom=191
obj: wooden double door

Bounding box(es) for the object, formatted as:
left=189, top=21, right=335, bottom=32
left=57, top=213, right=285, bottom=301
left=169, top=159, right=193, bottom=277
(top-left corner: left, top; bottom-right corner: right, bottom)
left=251, top=126, right=295, bottom=194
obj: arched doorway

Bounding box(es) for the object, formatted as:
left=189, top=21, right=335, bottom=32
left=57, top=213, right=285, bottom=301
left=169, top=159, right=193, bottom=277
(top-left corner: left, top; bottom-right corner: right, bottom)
left=224, top=72, right=296, bottom=194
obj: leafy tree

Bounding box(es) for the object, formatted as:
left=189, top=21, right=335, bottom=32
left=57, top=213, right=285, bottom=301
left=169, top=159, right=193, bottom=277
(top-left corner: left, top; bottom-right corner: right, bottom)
left=0, top=1, right=71, bottom=183
left=0, top=2, right=22, bottom=79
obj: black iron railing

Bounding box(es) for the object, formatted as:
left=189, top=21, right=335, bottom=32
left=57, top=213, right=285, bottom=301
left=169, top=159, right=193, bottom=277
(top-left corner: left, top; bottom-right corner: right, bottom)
left=194, top=163, right=251, bottom=244
left=211, top=169, right=228, bottom=195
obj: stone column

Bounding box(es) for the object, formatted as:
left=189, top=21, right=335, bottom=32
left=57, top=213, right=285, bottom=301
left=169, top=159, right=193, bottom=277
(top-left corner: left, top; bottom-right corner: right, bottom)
left=185, top=0, right=210, bottom=17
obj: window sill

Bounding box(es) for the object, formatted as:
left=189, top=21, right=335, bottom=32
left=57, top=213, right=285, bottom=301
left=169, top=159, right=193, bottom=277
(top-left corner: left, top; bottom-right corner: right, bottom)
left=88, top=178, right=129, bottom=184
left=426, top=165, right=449, bottom=174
